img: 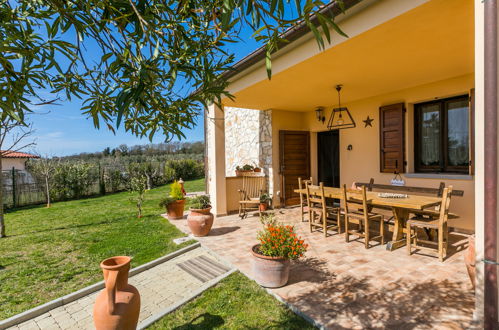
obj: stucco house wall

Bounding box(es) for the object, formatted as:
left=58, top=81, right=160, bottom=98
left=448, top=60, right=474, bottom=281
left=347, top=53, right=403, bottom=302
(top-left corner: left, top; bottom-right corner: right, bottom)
left=2, top=158, right=28, bottom=171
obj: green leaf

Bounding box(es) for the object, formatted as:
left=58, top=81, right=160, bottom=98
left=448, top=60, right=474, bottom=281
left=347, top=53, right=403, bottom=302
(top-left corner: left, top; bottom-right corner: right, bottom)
left=265, top=50, right=272, bottom=80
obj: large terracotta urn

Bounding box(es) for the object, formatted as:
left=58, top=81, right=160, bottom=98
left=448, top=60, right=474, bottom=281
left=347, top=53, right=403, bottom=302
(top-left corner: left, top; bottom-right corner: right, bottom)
left=464, top=235, right=476, bottom=290
left=251, top=244, right=290, bottom=288
left=187, top=207, right=214, bottom=237
left=93, top=256, right=141, bottom=330
left=167, top=199, right=186, bottom=220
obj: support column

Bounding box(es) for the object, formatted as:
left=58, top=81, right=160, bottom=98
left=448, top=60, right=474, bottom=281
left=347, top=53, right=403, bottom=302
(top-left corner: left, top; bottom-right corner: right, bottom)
left=474, top=0, right=485, bottom=324
left=206, top=103, right=227, bottom=216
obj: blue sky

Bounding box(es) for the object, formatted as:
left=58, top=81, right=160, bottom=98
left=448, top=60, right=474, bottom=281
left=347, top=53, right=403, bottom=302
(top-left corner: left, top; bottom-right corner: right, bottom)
left=28, top=29, right=260, bottom=156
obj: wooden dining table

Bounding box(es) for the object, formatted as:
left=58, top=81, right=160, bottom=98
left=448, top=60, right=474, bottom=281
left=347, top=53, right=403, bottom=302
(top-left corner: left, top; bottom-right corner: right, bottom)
left=294, top=187, right=442, bottom=251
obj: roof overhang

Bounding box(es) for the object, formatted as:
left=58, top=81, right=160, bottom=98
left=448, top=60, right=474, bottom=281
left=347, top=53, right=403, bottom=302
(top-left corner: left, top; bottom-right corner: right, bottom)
left=223, top=0, right=473, bottom=111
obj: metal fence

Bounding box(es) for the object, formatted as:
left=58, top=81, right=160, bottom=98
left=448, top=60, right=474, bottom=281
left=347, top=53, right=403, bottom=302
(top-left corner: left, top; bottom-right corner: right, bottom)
left=2, top=169, right=46, bottom=208
left=1, top=167, right=120, bottom=209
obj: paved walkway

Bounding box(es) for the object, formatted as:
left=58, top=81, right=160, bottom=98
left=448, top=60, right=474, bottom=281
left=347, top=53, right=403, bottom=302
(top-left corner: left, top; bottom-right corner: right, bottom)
left=167, top=207, right=477, bottom=329
left=7, top=247, right=232, bottom=330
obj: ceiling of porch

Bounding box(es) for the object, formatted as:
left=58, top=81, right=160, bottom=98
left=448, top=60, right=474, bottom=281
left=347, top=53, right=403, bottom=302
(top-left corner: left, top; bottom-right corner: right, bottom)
left=223, top=0, right=474, bottom=111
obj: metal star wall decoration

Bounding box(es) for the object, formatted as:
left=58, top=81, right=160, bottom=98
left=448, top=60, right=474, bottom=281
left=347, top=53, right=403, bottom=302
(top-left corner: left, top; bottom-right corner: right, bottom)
left=363, top=115, right=374, bottom=128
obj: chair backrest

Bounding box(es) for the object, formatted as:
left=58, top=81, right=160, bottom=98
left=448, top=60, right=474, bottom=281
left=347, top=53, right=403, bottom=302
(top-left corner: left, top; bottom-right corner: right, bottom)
left=355, top=179, right=464, bottom=197
left=298, top=177, right=313, bottom=192
left=438, top=186, right=453, bottom=225
left=305, top=182, right=327, bottom=211
left=341, top=184, right=369, bottom=217
left=242, top=175, right=266, bottom=200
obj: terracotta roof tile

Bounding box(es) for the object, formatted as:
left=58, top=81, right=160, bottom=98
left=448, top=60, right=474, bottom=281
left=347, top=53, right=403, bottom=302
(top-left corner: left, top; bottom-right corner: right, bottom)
left=0, top=151, right=40, bottom=159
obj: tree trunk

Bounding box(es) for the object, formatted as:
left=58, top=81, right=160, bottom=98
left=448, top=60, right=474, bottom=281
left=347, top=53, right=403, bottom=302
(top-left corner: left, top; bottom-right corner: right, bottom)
left=0, top=156, right=5, bottom=238
left=145, top=174, right=152, bottom=190
left=45, top=175, right=51, bottom=208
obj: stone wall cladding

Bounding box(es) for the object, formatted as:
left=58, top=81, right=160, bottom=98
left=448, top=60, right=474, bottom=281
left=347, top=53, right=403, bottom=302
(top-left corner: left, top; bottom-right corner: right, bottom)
left=224, top=107, right=260, bottom=176
left=224, top=107, right=273, bottom=194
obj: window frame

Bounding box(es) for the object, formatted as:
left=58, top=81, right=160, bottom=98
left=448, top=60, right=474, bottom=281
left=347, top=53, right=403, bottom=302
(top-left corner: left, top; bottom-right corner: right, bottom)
left=414, top=95, right=470, bottom=174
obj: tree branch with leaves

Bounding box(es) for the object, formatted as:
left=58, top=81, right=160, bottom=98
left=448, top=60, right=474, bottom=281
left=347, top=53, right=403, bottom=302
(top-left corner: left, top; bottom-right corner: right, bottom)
left=0, top=118, right=36, bottom=237
left=1, top=0, right=346, bottom=141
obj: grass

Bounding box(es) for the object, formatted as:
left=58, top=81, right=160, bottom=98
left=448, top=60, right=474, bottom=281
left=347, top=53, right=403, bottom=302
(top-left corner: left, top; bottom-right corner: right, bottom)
left=149, top=272, right=315, bottom=329
left=0, top=178, right=205, bottom=320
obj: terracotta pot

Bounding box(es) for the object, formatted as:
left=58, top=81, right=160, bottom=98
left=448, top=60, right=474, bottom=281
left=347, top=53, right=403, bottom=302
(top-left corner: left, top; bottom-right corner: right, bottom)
left=259, top=203, right=268, bottom=211
left=167, top=199, right=186, bottom=220
left=93, top=256, right=140, bottom=330
left=254, top=167, right=262, bottom=173
left=187, top=207, right=214, bottom=237
left=464, top=234, right=476, bottom=290
left=251, top=244, right=290, bottom=288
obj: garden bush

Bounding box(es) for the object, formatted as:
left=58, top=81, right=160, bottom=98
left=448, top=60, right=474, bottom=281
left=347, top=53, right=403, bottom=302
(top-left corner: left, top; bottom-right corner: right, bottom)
left=164, top=159, right=204, bottom=181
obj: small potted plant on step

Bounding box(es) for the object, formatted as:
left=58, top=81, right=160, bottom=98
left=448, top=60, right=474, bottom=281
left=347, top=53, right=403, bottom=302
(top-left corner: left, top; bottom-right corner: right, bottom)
left=159, top=180, right=186, bottom=220
left=187, top=195, right=214, bottom=237
left=251, top=214, right=308, bottom=288
left=259, top=193, right=272, bottom=211
left=235, top=164, right=254, bottom=176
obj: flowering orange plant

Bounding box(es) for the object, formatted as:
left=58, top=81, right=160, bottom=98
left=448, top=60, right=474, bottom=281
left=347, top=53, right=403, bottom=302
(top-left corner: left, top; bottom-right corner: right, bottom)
left=257, top=224, right=308, bottom=260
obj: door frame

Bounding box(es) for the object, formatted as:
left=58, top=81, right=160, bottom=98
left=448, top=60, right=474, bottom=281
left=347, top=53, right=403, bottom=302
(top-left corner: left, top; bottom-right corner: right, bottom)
left=279, top=130, right=311, bottom=206
left=317, top=129, right=340, bottom=188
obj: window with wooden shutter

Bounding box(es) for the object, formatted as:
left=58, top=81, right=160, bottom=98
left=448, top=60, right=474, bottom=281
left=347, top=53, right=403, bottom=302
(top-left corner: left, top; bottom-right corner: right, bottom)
left=379, top=103, right=405, bottom=173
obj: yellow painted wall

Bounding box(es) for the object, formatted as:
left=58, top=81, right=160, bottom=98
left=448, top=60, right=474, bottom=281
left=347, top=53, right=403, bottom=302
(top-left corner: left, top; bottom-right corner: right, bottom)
left=273, top=74, right=475, bottom=231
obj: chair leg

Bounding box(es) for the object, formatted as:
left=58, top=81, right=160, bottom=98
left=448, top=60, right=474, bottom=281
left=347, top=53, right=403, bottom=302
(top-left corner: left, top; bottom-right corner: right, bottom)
left=364, top=219, right=369, bottom=249
left=381, top=219, right=385, bottom=244
left=309, top=210, right=313, bottom=233
left=438, top=227, right=444, bottom=262
left=406, top=223, right=412, bottom=255
left=323, top=212, right=327, bottom=237
left=300, top=200, right=304, bottom=222
left=345, top=216, right=350, bottom=242
left=444, top=223, right=449, bottom=259
left=337, top=210, right=342, bottom=233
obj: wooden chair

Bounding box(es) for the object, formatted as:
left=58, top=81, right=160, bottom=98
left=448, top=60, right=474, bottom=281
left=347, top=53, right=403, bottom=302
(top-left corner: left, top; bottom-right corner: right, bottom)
left=306, top=182, right=341, bottom=237
left=341, top=184, right=385, bottom=248
left=298, top=177, right=313, bottom=221
left=238, top=174, right=266, bottom=219
left=406, top=186, right=453, bottom=261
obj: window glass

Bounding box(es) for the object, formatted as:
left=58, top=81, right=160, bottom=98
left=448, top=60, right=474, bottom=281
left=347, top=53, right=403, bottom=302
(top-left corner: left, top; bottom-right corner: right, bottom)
left=420, top=103, right=440, bottom=166
left=447, top=99, right=469, bottom=167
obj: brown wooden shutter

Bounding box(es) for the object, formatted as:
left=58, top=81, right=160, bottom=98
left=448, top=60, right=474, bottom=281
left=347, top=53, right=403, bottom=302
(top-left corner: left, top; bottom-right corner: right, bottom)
left=469, top=88, right=475, bottom=175
left=379, top=103, right=405, bottom=173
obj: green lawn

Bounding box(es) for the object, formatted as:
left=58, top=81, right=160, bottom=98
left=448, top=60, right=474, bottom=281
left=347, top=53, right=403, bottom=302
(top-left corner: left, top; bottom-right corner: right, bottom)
left=150, top=272, right=315, bottom=329
left=0, top=178, right=205, bottom=320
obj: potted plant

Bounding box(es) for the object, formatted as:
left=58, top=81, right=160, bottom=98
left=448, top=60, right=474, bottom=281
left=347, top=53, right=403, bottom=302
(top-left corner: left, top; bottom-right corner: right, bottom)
left=254, top=165, right=262, bottom=173
left=235, top=164, right=254, bottom=176
left=259, top=193, right=272, bottom=211
left=187, top=195, right=214, bottom=237
left=159, top=181, right=186, bottom=220
left=251, top=215, right=308, bottom=288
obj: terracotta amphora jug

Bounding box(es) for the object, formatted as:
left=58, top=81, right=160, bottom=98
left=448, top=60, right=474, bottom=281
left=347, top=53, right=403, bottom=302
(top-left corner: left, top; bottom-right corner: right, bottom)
left=187, top=207, right=214, bottom=236
left=93, top=256, right=141, bottom=330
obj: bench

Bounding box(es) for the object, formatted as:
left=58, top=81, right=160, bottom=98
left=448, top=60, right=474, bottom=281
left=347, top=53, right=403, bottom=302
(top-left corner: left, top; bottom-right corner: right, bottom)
left=354, top=178, right=463, bottom=219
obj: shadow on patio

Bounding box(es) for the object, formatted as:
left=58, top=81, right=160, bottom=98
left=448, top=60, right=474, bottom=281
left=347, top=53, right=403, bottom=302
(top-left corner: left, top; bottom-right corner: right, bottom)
left=166, top=207, right=476, bottom=328
left=287, top=257, right=474, bottom=329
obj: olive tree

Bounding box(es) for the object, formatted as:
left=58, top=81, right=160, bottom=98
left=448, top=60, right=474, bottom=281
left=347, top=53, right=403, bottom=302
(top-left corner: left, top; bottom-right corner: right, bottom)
left=27, top=156, right=59, bottom=208
left=1, top=0, right=346, bottom=237
left=0, top=119, right=35, bottom=237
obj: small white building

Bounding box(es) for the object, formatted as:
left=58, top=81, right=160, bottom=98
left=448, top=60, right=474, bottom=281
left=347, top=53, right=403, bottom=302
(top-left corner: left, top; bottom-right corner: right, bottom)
left=1, top=151, right=39, bottom=171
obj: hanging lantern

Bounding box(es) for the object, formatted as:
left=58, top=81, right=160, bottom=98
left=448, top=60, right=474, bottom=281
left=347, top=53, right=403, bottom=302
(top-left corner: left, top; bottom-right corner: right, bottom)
left=327, top=85, right=356, bottom=130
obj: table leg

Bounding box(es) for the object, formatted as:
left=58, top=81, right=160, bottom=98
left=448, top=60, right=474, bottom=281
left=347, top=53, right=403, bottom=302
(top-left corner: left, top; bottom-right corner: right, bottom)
left=386, top=207, right=409, bottom=251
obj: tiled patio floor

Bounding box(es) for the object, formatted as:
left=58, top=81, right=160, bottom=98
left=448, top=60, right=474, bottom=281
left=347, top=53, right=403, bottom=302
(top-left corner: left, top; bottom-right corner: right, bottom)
left=168, top=207, right=476, bottom=329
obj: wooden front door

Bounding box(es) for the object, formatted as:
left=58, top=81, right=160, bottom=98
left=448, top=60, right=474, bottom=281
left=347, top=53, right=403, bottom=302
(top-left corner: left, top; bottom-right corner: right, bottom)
left=279, top=130, right=310, bottom=206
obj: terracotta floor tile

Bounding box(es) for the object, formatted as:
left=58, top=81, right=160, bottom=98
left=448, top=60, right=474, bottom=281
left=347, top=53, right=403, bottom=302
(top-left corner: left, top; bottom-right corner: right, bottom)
left=166, top=207, right=474, bottom=328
